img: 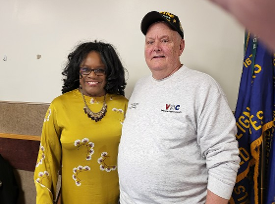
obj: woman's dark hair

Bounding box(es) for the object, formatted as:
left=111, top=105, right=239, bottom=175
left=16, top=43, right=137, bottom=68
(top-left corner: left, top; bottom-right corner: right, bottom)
left=61, top=41, right=127, bottom=96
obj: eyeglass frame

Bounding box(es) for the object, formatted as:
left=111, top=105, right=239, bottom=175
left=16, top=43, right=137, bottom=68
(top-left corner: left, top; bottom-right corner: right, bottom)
left=79, top=67, right=106, bottom=76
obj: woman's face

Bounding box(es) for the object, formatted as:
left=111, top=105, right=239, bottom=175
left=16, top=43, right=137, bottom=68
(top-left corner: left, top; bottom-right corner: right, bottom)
left=79, top=51, right=107, bottom=97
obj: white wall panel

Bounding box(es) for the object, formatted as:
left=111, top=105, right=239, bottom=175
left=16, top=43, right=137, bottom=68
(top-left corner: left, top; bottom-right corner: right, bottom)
left=0, top=0, right=244, bottom=110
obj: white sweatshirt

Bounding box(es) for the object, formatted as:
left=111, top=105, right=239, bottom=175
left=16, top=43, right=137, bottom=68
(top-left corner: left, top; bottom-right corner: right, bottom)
left=118, top=65, right=240, bottom=204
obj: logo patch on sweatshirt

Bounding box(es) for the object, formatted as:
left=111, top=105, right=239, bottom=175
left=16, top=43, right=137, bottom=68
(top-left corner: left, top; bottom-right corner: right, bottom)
left=161, top=104, right=182, bottom=113
left=129, top=103, right=139, bottom=109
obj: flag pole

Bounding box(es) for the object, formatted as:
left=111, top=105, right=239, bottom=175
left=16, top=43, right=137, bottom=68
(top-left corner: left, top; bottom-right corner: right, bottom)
left=260, top=132, right=266, bottom=204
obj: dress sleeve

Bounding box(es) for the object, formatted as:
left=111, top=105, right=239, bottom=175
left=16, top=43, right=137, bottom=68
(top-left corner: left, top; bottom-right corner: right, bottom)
left=34, top=102, right=62, bottom=203
left=197, top=85, right=240, bottom=199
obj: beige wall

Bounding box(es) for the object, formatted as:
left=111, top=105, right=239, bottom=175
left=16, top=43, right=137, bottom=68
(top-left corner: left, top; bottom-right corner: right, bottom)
left=0, top=0, right=244, bottom=110
left=15, top=170, right=36, bottom=204
left=0, top=101, right=48, bottom=135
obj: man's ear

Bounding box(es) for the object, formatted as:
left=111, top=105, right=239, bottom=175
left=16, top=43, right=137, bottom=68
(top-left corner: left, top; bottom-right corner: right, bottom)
left=179, top=39, right=185, bottom=56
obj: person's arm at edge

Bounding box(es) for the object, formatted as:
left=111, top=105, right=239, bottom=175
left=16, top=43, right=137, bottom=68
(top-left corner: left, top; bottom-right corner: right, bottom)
left=208, top=0, right=275, bottom=52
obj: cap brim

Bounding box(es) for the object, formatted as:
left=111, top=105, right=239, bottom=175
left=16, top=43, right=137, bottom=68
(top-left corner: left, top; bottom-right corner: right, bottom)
left=141, top=11, right=167, bottom=35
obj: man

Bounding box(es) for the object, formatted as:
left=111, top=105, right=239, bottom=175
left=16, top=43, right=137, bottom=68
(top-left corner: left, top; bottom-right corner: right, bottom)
left=208, top=0, right=275, bottom=52
left=118, top=11, right=240, bottom=204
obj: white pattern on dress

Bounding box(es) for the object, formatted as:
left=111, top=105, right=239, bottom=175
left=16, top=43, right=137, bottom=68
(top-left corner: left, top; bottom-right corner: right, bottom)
left=97, top=152, right=117, bottom=172
left=74, top=138, right=95, bottom=160
left=72, top=165, right=91, bottom=186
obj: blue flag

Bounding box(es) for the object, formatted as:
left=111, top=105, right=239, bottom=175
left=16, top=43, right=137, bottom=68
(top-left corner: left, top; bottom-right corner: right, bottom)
left=230, top=32, right=275, bottom=204
left=265, top=53, right=275, bottom=204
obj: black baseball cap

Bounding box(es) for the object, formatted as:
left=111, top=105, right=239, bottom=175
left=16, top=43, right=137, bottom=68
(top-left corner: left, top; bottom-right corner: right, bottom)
left=141, top=11, right=184, bottom=39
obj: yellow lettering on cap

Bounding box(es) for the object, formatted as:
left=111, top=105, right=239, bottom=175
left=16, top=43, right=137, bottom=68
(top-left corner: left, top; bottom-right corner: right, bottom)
left=159, top=11, right=175, bottom=18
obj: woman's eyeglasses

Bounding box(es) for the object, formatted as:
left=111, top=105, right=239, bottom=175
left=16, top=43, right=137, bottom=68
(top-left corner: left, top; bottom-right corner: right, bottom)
left=79, top=67, right=106, bottom=76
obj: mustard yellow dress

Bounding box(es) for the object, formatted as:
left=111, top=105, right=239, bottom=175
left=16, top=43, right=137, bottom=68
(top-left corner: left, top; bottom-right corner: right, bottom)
left=34, top=89, right=128, bottom=204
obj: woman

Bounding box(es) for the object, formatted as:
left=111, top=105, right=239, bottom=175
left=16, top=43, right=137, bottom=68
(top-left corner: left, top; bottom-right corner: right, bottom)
left=34, top=41, right=128, bottom=204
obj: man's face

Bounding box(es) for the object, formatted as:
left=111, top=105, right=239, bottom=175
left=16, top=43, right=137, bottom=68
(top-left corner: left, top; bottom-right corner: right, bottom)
left=144, top=22, right=184, bottom=79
